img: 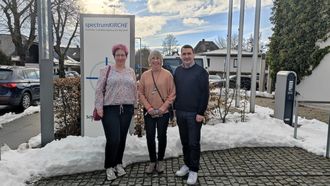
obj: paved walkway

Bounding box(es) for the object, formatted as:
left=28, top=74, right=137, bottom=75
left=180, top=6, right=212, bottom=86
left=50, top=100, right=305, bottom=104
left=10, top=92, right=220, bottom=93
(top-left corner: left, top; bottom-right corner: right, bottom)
left=0, top=113, right=40, bottom=149
left=34, top=147, right=330, bottom=185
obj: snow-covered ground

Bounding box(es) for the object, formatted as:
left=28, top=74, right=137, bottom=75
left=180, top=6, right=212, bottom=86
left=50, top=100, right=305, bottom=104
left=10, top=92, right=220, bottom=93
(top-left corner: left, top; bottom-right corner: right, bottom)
left=0, top=103, right=329, bottom=186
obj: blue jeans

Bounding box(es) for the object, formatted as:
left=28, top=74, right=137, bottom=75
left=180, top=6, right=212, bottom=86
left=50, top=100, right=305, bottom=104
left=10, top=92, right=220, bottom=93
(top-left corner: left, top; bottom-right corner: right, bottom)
left=176, top=110, right=202, bottom=172
left=144, top=113, right=169, bottom=162
left=101, top=104, right=134, bottom=168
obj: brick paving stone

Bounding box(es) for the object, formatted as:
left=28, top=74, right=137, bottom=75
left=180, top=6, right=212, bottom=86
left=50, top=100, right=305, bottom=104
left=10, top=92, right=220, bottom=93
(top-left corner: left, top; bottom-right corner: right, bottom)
left=33, top=147, right=330, bottom=186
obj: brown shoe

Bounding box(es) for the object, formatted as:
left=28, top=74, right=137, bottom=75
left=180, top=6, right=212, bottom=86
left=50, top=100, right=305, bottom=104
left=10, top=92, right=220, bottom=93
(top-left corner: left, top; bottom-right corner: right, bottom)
left=156, top=161, right=165, bottom=173
left=145, top=162, right=156, bottom=174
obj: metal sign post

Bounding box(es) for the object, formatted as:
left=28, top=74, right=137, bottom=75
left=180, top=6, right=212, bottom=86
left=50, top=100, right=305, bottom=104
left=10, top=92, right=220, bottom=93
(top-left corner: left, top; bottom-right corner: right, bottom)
left=249, top=0, right=261, bottom=113
left=37, top=0, right=54, bottom=146
left=326, top=113, right=330, bottom=158
left=293, top=99, right=298, bottom=139
left=225, top=0, right=233, bottom=93
left=235, top=0, right=245, bottom=107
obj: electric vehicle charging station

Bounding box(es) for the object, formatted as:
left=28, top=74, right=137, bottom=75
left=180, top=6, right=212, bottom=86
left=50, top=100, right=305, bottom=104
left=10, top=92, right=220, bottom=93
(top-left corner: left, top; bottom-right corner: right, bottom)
left=274, top=71, right=297, bottom=126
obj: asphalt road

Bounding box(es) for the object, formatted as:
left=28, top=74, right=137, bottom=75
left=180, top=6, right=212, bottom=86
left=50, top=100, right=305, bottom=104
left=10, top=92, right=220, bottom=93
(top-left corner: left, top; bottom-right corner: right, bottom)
left=0, top=111, right=40, bottom=149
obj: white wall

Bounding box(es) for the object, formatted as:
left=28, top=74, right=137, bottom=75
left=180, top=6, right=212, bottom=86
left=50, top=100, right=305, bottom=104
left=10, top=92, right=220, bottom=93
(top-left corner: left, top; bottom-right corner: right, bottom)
left=297, top=53, right=330, bottom=101
left=206, top=55, right=262, bottom=74
left=0, top=35, right=15, bottom=56
left=297, top=36, right=330, bottom=101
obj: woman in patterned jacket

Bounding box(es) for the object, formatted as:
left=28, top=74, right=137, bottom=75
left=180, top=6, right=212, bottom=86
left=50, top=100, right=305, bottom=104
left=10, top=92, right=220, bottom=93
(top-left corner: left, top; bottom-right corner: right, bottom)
left=94, top=44, right=137, bottom=181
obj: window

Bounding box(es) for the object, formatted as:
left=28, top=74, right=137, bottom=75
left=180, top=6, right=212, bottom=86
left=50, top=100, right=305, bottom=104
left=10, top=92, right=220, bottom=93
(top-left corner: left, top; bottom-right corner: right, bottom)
left=23, top=69, right=38, bottom=79
left=35, top=70, right=40, bottom=78
left=0, top=70, right=12, bottom=80
left=233, top=58, right=237, bottom=68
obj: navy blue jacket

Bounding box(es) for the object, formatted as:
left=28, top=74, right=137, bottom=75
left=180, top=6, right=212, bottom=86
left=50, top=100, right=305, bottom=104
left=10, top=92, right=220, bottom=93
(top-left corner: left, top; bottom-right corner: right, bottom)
left=174, top=63, right=209, bottom=115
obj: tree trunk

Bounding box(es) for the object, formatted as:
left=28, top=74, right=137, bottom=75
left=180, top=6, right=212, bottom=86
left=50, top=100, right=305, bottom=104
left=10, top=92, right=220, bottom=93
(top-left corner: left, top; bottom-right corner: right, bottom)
left=59, top=55, right=66, bottom=78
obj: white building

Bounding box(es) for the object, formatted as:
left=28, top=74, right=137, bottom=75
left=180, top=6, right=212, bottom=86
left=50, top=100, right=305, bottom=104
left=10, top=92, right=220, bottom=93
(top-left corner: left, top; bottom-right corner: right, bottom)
left=199, top=49, right=264, bottom=75
left=0, top=34, right=17, bottom=56
left=297, top=36, right=330, bottom=102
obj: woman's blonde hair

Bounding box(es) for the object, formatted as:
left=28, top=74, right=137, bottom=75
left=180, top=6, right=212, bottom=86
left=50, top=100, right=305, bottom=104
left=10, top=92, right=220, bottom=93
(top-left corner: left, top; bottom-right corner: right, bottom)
left=148, top=50, right=163, bottom=65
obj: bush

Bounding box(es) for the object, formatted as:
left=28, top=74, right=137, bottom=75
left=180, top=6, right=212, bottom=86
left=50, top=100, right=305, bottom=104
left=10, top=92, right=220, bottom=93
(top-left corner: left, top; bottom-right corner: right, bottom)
left=53, top=77, right=81, bottom=139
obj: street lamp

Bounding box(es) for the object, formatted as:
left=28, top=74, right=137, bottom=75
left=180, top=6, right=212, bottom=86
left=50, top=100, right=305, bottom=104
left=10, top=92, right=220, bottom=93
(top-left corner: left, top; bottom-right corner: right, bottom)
left=136, top=37, right=142, bottom=77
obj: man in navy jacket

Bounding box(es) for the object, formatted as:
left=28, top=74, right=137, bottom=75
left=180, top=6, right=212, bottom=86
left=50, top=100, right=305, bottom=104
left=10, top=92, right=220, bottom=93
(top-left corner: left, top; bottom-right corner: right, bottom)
left=174, top=44, right=209, bottom=185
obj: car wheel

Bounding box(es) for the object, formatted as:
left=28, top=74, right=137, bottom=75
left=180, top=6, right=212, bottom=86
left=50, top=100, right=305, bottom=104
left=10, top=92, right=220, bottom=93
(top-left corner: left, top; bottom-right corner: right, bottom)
left=21, top=92, right=31, bottom=110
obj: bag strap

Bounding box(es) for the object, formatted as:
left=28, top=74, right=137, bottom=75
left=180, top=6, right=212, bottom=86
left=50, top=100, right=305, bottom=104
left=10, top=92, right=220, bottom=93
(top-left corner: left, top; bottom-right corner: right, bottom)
left=102, top=65, right=111, bottom=95
left=151, top=71, right=165, bottom=103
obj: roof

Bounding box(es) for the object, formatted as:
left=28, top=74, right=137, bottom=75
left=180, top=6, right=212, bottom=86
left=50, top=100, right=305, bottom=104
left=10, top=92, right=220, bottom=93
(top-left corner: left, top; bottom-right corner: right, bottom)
left=194, top=39, right=219, bottom=54
left=199, top=48, right=262, bottom=57
left=0, top=65, right=38, bottom=70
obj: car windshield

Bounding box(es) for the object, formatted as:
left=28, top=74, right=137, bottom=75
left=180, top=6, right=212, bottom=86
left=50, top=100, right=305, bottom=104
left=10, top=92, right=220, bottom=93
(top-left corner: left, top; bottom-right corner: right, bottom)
left=0, top=70, right=13, bottom=80
left=209, top=75, right=221, bottom=80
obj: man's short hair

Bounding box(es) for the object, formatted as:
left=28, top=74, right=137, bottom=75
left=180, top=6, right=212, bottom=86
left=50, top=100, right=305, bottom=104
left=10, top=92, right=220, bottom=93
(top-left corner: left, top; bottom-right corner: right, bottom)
left=181, top=45, right=194, bottom=53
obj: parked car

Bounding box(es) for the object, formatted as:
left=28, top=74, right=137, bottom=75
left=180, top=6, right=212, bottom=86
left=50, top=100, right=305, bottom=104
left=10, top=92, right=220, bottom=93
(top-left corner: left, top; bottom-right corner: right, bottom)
left=65, top=71, right=80, bottom=77
left=209, top=74, right=225, bottom=87
left=54, top=70, right=80, bottom=78
left=229, top=75, right=259, bottom=90
left=229, top=75, right=250, bottom=90
left=0, top=66, right=40, bottom=110
left=162, top=56, right=208, bottom=75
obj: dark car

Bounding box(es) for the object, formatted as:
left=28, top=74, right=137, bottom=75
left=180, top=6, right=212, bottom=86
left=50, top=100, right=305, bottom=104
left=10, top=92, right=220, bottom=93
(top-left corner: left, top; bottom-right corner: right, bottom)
left=229, top=75, right=259, bottom=90
left=0, top=66, right=40, bottom=110
left=229, top=75, right=252, bottom=90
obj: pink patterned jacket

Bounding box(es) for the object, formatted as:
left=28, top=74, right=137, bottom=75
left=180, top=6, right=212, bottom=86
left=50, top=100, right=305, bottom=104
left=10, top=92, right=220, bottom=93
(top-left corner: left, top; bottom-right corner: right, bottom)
left=94, top=65, right=137, bottom=112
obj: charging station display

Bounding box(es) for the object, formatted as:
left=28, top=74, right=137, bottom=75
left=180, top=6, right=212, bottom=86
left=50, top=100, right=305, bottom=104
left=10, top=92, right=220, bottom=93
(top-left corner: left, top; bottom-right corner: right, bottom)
left=274, top=71, right=297, bottom=126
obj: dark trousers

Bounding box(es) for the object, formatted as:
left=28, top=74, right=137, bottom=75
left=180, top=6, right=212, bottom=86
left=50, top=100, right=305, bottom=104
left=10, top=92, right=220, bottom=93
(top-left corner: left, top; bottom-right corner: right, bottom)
left=102, top=104, right=134, bottom=168
left=176, top=110, right=202, bottom=172
left=144, top=113, right=169, bottom=162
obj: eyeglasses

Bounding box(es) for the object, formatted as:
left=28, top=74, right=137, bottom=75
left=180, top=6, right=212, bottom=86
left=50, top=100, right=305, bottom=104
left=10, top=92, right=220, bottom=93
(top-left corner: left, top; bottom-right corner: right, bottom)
left=115, top=54, right=126, bottom=57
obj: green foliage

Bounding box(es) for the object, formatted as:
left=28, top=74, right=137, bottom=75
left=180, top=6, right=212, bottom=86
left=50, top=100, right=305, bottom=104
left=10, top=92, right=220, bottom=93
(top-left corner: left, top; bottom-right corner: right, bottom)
left=0, top=50, right=11, bottom=65
left=267, top=0, right=330, bottom=84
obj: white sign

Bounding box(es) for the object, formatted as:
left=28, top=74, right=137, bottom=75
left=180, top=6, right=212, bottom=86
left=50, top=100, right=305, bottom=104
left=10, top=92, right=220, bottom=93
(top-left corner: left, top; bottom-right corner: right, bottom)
left=80, top=14, right=135, bottom=137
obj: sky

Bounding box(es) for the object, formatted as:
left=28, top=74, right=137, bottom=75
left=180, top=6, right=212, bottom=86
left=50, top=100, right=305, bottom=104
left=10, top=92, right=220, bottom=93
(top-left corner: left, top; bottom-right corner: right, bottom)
left=1, top=91, right=330, bottom=185
left=77, top=0, right=274, bottom=50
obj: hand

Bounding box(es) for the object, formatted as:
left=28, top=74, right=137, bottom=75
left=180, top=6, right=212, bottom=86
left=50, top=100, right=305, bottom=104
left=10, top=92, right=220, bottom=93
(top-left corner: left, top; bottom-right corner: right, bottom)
left=97, top=109, right=103, bottom=118
left=196, top=114, right=204, bottom=123
left=147, top=108, right=154, bottom=115
left=158, top=107, right=166, bottom=115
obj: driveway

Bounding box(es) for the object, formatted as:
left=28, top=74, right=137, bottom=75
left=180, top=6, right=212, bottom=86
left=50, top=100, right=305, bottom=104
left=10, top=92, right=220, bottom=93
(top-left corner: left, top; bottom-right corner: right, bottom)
left=0, top=112, right=40, bottom=149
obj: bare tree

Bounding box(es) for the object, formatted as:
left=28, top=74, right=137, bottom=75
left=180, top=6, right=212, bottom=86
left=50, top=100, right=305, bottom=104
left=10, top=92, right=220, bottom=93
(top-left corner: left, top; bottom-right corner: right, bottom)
left=135, top=47, right=150, bottom=70
left=245, top=33, right=264, bottom=52
left=214, top=36, right=227, bottom=49
left=0, top=0, right=37, bottom=66
left=162, top=34, right=179, bottom=56
left=215, top=33, right=239, bottom=49
left=51, top=0, right=79, bottom=78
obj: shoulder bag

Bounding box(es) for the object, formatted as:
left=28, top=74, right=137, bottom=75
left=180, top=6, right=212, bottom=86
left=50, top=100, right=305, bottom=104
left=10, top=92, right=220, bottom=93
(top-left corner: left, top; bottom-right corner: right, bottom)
left=93, top=65, right=111, bottom=121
